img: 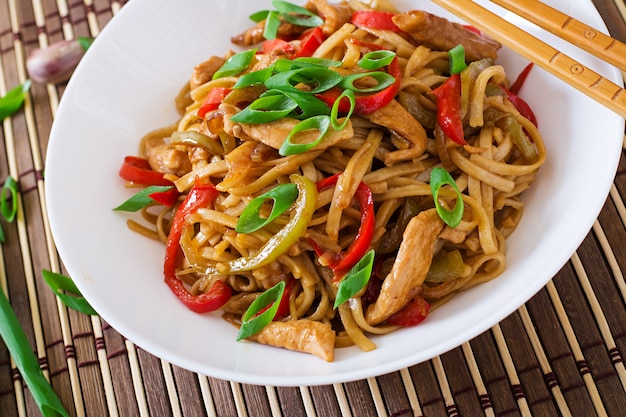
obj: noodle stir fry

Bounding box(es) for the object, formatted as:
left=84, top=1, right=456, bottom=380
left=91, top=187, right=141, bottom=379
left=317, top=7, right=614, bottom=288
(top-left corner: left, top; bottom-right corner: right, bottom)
left=115, top=0, right=545, bottom=361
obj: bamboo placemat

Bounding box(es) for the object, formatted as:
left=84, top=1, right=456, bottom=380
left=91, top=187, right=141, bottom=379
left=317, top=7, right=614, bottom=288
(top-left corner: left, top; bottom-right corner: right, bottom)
left=0, top=0, right=625, bottom=416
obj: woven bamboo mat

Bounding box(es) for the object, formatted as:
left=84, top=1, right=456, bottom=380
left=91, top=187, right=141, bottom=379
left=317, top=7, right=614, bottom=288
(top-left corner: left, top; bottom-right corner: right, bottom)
left=0, top=0, right=625, bottom=416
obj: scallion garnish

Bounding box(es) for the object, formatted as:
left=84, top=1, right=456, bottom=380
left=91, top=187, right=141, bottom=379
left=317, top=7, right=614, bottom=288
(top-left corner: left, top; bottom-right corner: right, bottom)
left=42, top=270, right=97, bottom=315
left=263, top=10, right=282, bottom=40
left=263, top=89, right=330, bottom=119
left=0, top=80, right=31, bottom=121
left=212, top=49, right=257, bottom=80
left=237, top=280, right=286, bottom=340
left=279, top=115, right=331, bottom=156
left=235, top=183, right=298, bottom=233
left=229, top=92, right=298, bottom=124
left=330, top=89, right=355, bottom=130
left=264, top=67, right=342, bottom=94
left=113, top=185, right=174, bottom=212
left=448, top=44, right=467, bottom=75
left=357, top=50, right=396, bottom=70
left=234, top=66, right=275, bottom=89
left=430, top=167, right=464, bottom=227
left=0, top=289, right=70, bottom=417
left=272, top=0, right=323, bottom=27
left=340, top=71, right=396, bottom=93
left=0, top=176, right=18, bottom=224
left=334, top=250, right=375, bottom=308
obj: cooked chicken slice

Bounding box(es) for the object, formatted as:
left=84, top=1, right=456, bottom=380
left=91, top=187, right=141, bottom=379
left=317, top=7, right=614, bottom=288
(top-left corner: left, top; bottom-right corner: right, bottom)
left=221, top=103, right=354, bottom=151
left=363, top=99, right=427, bottom=165
left=392, top=10, right=501, bottom=62
left=190, top=56, right=226, bottom=90
left=143, top=137, right=192, bottom=177
left=250, top=319, right=336, bottom=361
left=366, top=209, right=444, bottom=325
left=306, top=0, right=352, bottom=35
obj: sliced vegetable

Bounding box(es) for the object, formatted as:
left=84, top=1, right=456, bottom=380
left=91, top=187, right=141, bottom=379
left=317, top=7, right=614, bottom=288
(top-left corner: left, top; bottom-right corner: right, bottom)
left=113, top=185, right=176, bottom=212
left=509, top=62, right=534, bottom=95
left=229, top=92, right=298, bottom=124
left=386, top=295, right=430, bottom=327
left=198, top=87, right=232, bottom=118
left=334, top=250, right=375, bottom=308
left=273, top=0, right=323, bottom=27
left=293, top=26, right=324, bottom=58
left=118, top=156, right=173, bottom=186
left=263, top=10, right=282, bottom=40
left=357, top=50, right=396, bottom=70
left=237, top=280, right=286, bottom=340
left=0, top=289, right=70, bottom=417
left=234, top=66, right=275, bottom=89
left=425, top=250, right=466, bottom=283
left=431, top=73, right=466, bottom=145
left=279, top=115, right=331, bottom=156
left=330, top=89, right=355, bottom=130
left=0, top=176, right=18, bottom=223
left=236, top=183, right=298, bottom=233
left=265, top=66, right=343, bottom=94
left=350, top=10, right=400, bottom=32
left=448, top=44, right=466, bottom=75
left=339, top=70, right=396, bottom=93
left=0, top=80, right=31, bottom=121
left=42, top=270, right=97, bottom=315
left=212, top=49, right=256, bottom=80
left=430, top=167, right=464, bottom=228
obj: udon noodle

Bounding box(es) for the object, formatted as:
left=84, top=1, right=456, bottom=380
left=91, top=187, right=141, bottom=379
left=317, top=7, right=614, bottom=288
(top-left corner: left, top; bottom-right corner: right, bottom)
left=118, top=0, right=545, bottom=361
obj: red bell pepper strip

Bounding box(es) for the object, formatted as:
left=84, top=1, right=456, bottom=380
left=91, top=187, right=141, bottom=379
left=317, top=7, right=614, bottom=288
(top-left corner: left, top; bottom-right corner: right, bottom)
left=431, top=73, right=466, bottom=145
left=314, top=173, right=375, bottom=280
left=163, top=183, right=232, bottom=313
left=500, top=63, right=538, bottom=127
left=294, top=26, right=324, bottom=58
left=148, top=186, right=179, bottom=207
left=198, top=87, right=232, bottom=118
left=350, top=10, right=401, bottom=32
left=509, top=63, right=534, bottom=95
left=386, top=295, right=430, bottom=327
left=119, top=156, right=173, bottom=186
left=316, top=53, right=401, bottom=115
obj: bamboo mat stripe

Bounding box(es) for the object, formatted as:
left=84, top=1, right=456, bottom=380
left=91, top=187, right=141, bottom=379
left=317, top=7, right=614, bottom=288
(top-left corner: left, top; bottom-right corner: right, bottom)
left=0, top=0, right=625, bottom=416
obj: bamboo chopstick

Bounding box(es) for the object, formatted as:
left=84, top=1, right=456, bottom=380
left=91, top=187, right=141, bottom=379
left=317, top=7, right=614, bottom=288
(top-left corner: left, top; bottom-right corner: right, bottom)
left=490, top=0, right=626, bottom=72
left=431, top=0, right=626, bottom=119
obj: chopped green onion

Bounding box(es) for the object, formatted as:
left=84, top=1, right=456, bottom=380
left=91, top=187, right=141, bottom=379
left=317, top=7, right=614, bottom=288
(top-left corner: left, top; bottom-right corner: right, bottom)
left=262, top=89, right=330, bottom=120
left=448, top=44, right=467, bottom=75
left=113, top=185, right=174, bottom=212
left=76, top=36, right=94, bottom=51
left=0, top=176, right=18, bottom=223
left=340, top=71, right=396, bottom=93
left=334, top=250, right=375, bottom=308
left=272, top=0, right=323, bottom=27
left=330, top=89, right=355, bottom=130
left=264, top=67, right=342, bottom=94
left=229, top=93, right=298, bottom=124
left=0, top=289, right=70, bottom=417
left=234, top=66, right=275, bottom=89
left=235, top=183, right=298, bottom=233
left=237, top=280, right=286, bottom=340
left=279, top=115, right=331, bottom=156
left=249, top=10, right=270, bottom=22
left=212, top=49, right=256, bottom=80
left=430, top=167, right=464, bottom=227
left=292, top=57, right=342, bottom=68
left=263, top=10, right=282, bottom=40
left=357, top=50, right=396, bottom=70
left=0, top=80, right=31, bottom=121
left=42, top=270, right=97, bottom=315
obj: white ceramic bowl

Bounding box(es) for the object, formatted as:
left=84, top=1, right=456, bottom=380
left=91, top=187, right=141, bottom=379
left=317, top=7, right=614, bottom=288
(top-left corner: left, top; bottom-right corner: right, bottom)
left=45, top=0, right=624, bottom=386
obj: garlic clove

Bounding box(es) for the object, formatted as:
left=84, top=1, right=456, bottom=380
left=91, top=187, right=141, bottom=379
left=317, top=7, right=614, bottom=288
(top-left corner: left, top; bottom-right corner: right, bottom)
left=26, top=40, right=87, bottom=85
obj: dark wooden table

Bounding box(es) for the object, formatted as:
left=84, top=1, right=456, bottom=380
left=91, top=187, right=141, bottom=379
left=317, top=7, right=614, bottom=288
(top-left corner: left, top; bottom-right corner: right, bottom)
left=1, top=0, right=625, bottom=415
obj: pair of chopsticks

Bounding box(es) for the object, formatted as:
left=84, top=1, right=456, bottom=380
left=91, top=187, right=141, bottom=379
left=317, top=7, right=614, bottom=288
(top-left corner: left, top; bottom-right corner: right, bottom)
left=432, top=0, right=626, bottom=119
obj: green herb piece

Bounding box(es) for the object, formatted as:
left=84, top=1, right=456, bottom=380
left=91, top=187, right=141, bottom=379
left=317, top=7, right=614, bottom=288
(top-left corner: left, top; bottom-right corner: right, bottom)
left=357, top=50, right=396, bottom=70
left=235, top=183, right=298, bottom=233
left=448, top=44, right=467, bottom=75
left=0, top=80, right=31, bottom=121
left=291, top=57, right=342, bottom=68
left=263, top=10, right=282, bottom=40
left=262, top=89, right=330, bottom=120
left=0, top=289, right=70, bottom=417
left=113, top=185, right=174, bottom=212
left=330, top=89, right=355, bottom=130
left=76, top=36, right=94, bottom=51
left=230, top=92, right=298, bottom=124
left=0, top=176, right=18, bottom=223
left=340, top=71, right=396, bottom=93
left=264, top=67, right=342, bottom=94
left=430, top=167, right=464, bottom=227
left=237, top=280, right=286, bottom=340
left=272, top=0, right=323, bottom=27
left=249, top=10, right=271, bottom=22
left=334, top=249, right=375, bottom=308
left=234, top=66, right=275, bottom=89
left=213, top=49, right=257, bottom=80
left=279, top=115, right=331, bottom=156
left=42, top=270, right=97, bottom=315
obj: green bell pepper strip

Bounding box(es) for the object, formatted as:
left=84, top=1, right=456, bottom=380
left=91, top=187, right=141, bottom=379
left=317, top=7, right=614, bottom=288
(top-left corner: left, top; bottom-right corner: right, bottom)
left=226, top=174, right=318, bottom=273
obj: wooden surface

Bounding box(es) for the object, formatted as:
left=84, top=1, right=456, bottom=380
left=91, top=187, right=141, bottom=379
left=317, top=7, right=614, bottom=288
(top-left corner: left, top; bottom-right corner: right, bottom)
left=0, top=0, right=625, bottom=416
